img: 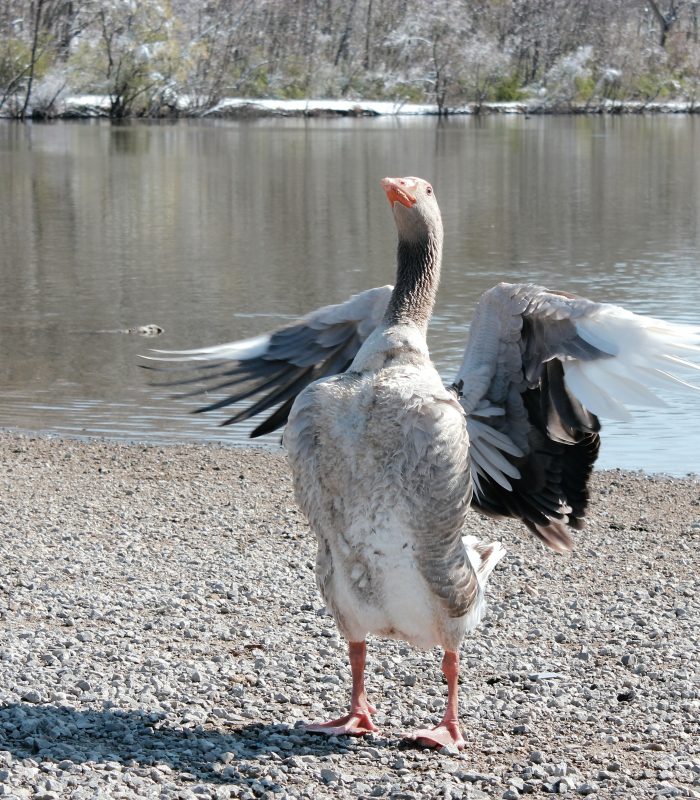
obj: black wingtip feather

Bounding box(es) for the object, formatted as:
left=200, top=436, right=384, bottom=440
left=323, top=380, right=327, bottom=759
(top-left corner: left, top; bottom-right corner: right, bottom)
left=248, top=397, right=296, bottom=437
left=471, top=379, right=601, bottom=551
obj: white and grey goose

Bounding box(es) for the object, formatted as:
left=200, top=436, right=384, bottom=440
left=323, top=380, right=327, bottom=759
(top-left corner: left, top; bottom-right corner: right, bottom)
left=143, top=176, right=700, bottom=749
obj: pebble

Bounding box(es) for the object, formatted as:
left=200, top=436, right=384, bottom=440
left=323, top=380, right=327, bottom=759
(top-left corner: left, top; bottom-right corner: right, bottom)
left=577, top=784, right=597, bottom=795
left=319, top=768, right=340, bottom=784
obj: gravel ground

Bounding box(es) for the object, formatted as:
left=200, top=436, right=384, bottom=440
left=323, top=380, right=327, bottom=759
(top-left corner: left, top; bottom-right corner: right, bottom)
left=0, top=430, right=698, bottom=800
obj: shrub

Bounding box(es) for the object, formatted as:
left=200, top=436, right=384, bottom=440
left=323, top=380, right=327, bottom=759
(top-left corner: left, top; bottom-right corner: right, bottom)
left=68, top=2, right=184, bottom=118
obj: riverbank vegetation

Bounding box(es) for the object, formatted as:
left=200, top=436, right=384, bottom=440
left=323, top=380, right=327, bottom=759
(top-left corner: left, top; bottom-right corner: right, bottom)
left=2, top=0, right=699, bottom=119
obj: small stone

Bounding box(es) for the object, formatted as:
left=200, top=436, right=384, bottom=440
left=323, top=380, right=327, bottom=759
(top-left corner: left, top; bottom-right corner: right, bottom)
left=320, top=768, right=340, bottom=784
left=621, top=654, right=637, bottom=667
left=503, top=791, right=520, bottom=799
left=577, top=783, right=597, bottom=795
left=21, top=691, right=42, bottom=704
left=529, top=751, right=544, bottom=764
left=529, top=671, right=564, bottom=681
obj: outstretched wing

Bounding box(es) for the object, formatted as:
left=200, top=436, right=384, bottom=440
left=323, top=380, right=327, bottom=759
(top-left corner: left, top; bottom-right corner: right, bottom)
left=456, top=282, right=700, bottom=552
left=140, top=286, right=392, bottom=437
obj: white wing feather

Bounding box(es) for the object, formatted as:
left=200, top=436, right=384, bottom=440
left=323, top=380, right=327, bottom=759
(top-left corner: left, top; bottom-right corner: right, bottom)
left=144, top=334, right=271, bottom=362
left=566, top=305, right=700, bottom=418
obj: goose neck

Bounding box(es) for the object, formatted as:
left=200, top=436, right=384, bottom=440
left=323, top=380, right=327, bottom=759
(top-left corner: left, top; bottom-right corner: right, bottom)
left=384, top=231, right=442, bottom=333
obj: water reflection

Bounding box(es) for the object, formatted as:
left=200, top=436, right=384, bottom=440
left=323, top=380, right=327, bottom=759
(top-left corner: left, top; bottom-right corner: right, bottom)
left=0, top=117, right=699, bottom=473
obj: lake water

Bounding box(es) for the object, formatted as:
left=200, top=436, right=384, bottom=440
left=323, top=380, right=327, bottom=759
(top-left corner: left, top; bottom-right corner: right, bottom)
left=1, top=116, right=699, bottom=474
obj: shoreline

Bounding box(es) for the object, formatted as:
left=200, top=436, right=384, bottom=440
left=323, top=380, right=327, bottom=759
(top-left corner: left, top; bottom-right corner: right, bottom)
left=2, top=425, right=698, bottom=481
left=1, top=429, right=698, bottom=798
left=2, top=96, right=700, bottom=121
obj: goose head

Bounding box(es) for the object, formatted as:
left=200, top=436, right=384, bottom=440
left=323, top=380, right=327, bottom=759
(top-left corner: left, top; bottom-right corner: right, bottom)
left=381, top=176, right=442, bottom=243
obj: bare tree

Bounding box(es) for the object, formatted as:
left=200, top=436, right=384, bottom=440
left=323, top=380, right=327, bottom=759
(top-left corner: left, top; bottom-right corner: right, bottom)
left=645, top=0, right=684, bottom=46
left=180, top=0, right=257, bottom=113
left=19, top=0, right=47, bottom=118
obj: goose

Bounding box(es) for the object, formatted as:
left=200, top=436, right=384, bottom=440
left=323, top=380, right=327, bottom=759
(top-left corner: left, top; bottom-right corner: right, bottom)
left=143, top=176, right=700, bottom=749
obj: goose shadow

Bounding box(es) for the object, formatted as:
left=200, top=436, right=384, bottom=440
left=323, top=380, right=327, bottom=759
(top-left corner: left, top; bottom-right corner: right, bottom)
left=0, top=703, right=393, bottom=783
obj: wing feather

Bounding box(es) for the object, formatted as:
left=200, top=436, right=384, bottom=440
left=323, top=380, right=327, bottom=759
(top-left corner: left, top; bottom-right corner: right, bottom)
left=455, top=282, right=700, bottom=551
left=140, top=286, right=392, bottom=436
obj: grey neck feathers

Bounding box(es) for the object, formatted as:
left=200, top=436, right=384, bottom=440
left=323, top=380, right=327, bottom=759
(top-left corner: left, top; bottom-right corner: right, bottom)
left=384, top=231, right=442, bottom=333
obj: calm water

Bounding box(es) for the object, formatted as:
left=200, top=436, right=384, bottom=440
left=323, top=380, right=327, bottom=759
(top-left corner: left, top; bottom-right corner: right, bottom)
left=1, top=116, right=699, bottom=474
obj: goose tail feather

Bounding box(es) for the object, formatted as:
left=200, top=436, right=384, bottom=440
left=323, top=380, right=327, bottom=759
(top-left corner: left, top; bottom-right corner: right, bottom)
left=463, top=536, right=506, bottom=588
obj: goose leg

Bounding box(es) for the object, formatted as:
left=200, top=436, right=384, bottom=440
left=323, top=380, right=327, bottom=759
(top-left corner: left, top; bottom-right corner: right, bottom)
left=404, top=649, right=465, bottom=749
left=305, top=640, right=378, bottom=736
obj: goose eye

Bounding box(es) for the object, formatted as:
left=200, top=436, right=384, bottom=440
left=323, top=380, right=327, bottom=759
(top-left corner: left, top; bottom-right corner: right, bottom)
left=426, top=186, right=433, bottom=195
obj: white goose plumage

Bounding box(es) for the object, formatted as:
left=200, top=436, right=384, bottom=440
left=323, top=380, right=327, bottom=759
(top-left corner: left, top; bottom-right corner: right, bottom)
left=143, top=176, right=700, bottom=748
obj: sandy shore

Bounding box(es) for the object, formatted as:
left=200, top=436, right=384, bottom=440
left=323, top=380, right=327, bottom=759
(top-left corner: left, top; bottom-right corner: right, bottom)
left=0, top=430, right=698, bottom=799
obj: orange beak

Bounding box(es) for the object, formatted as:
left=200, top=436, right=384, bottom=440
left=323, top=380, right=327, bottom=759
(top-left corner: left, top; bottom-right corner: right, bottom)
left=381, top=177, right=417, bottom=208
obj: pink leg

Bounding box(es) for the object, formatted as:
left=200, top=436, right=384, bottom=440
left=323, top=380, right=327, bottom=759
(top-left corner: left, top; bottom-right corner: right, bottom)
left=305, top=640, right=378, bottom=736
left=404, top=650, right=466, bottom=749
